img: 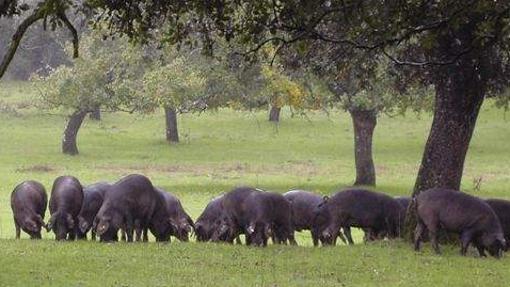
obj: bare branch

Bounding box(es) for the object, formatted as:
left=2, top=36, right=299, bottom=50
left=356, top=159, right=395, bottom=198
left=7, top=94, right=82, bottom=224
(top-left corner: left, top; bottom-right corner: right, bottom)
left=57, top=10, right=79, bottom=59
left=0, top=6, right=45, bottom=78
left=381, top=47, right=474, bottom=67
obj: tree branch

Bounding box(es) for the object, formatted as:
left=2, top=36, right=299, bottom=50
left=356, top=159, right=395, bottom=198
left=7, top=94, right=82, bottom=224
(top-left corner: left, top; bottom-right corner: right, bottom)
left=57, top=10, right=79, bottom=59
left=381, top=47, right=474, bottom=67
left=0, top=6, right=45, bottom=79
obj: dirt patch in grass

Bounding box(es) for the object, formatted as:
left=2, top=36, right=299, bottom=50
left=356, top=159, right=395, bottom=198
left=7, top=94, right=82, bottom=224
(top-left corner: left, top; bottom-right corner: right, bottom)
left=15, top=165, right=55, bottom=173
left=97, top=161, right=322, bottom=177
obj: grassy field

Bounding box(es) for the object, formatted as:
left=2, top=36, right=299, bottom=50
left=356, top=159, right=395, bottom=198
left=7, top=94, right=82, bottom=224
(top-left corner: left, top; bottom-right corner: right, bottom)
left=1, top=80, right=510, bottom=286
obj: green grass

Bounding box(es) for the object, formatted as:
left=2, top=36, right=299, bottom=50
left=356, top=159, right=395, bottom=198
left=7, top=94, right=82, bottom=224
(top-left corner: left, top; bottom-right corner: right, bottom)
left=1, top=80, right=510, bottom=286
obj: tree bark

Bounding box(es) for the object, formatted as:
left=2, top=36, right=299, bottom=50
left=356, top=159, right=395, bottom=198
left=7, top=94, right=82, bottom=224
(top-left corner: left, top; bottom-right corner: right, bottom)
left=62, top=110, right=88, bottom=155
left=404, top=28, right=493, bottom=239
left=350, top=109, right=377, bottom=186
left=269, top=106, right=281, bottom=122
left=165, top=106, right=179, bottom=143
left=89, top=106, right=101, bottom=121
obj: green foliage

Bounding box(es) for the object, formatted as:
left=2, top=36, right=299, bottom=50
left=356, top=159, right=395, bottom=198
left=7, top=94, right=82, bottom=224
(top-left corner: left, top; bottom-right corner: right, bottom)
left=142, top=54, right=206, bottom=111
left=32, top=56, right=111, bottom=112
left=32, top=29, right=148, bottom=114
left=261, top=64, right=306, bottom=109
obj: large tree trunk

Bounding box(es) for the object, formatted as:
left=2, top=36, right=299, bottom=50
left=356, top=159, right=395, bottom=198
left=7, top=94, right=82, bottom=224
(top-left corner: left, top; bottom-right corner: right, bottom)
left=89, top=106, right=101, bottom=121
left=350, top=109, right=377, bottom=186
left=62, top=110, right=88, bottom=155
left=404, top=30, right=492, bottom=239
left=269, top=106, right=281, bottom=122
left=165, top=106, right=179, bottom=143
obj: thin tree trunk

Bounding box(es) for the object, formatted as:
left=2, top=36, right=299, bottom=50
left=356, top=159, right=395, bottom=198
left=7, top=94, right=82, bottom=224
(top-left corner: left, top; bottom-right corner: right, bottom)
left=350, top=109, right=377, bottom=186
left=404, top=30, right=492, bottom=239
left=165, top=106, right=179, bottom=143
left=269, top=106, right=281, bottom=122
left=89, top=106, right=101, bottom=121
left=62, top=110, right=88, bottom=155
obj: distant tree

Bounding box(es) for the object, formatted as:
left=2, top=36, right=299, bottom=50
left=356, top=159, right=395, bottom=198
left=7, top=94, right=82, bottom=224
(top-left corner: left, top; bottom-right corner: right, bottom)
left=260, top=63, right=307, bottom=123
left=282, top=41, right=433, bottom=186
left=141, top=53, right=206, bottom=143
left=33, top=32, right=143, bottom=155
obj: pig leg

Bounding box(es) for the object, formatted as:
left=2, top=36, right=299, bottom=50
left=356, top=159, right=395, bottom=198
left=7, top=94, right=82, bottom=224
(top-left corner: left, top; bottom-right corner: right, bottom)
left=14, top=219, right=20, bottom=239
left=69, top=222, right=79, bottom=241
left=363, top=228, right=373, bottom=242
left=135, top=229, right=142, bottom=242
left=134, top=219, right=142, bottom=242
left=288, top=232, right=298, bottom=246
left=68, top=231, right=76, bottom=241
left=337, top=229, right=347, bottom=244
left=235, top=236, right=242, bottom=244
left=143, top=227, right=149, bottom=242
left=427, top=225, right=440, bottom=254
left=414, top=221, right=425, bottom=251
left=343, top=226, right=354, bottom=245
left=126, top=227, right=134, bottom=242
left=311, top=230, right=319, bottom=247
left=421, top=214, right=440, bottom=254
left=476, top=245, right=487, bottom=257
left=91, top=230, right=96, bottom=241
left=460, top=230, right=474, bottom=256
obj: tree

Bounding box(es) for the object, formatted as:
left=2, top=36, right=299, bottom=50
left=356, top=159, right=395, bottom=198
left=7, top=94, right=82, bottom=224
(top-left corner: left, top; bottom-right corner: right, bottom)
left=32, top=32, right=142, bottom=155
left=141, top=54, right=206, bottom=143
left=260, top=64, right=306, bottom=123
left=33, top=58, right=108, bottom=154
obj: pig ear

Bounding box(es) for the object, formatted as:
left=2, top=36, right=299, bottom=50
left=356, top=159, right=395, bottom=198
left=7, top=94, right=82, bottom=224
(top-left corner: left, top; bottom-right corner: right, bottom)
left=246, top=223, right=255, bottom=234
left=500, top=238, right=507, bottom=250
left=46, top=214, right=56, bottom=232
left=96, top=221, right=110, bottom=236
left=66, top=214, right=75, bottom=229
left=168, top=219, right=178, bottom=231
left=78, top=217, right=89, bottom=233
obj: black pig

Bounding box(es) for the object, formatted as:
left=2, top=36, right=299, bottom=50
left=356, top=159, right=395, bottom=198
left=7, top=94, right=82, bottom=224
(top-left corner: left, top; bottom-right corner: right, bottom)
left=77, top=182, right=111, bottom=240
left=93, top=174, right=157, bottom=242
left=313, top=188, right=404, bottom=245
left=215, top=187, right=294, bottom=247
left=11, top=180, right=47, bottom=239
left=486, top=198, right=510, bottom=250
left=415, top=189, right=505, bottom=258
left=284, top=190, right=347, bottom=246
left=195, top=195, right=225, bottom=242
left=149, top=188, right=194, bottom=242
left=47, top=176, right=83, bottom=240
